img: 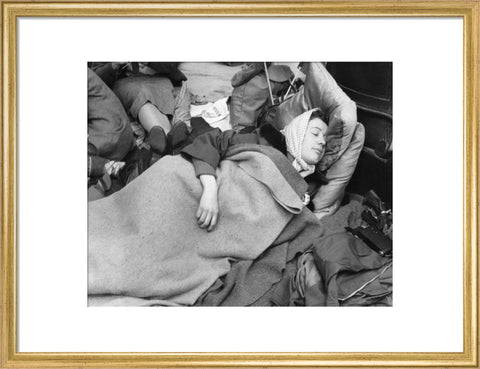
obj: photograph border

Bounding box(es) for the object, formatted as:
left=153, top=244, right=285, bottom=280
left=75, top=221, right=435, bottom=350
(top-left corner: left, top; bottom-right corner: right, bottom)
left=1, top=1, right=478, bottom=367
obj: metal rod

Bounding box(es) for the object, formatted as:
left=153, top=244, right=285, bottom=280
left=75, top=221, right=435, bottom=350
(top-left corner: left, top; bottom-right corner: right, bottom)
left=284, top=66, right=302, bottom=99
left=263, top=62, right=275, bottom=105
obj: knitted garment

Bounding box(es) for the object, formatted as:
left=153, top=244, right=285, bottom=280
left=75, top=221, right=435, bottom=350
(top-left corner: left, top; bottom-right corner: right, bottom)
left=281, top=108, right=321, bottom=177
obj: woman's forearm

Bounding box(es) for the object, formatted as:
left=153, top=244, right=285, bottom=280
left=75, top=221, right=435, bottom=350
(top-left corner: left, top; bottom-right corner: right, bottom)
left=197, top=174, right=219, bottom=231
left=199, top=174, right=217, bottom=190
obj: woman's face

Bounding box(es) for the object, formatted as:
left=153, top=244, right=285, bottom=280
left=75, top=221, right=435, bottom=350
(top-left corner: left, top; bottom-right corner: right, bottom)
left=301, top=117, right=328, bottom=165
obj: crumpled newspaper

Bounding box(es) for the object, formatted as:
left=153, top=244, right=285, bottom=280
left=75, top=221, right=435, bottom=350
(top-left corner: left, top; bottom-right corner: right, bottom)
left=191, top=97, right=229, bottom=124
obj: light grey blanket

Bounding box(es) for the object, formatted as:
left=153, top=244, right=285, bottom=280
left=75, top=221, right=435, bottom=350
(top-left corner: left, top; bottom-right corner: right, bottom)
left=88, top=148, right=305, bottom=306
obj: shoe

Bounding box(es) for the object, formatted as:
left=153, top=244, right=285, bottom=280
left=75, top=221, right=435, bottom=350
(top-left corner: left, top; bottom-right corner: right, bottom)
left=146, top=126, right=168, bottom=155
left=168, top=69, right=188, bottom=87
left=119, top=147, right=153, bottom=186
left=167, top=121, right=190, bottom=155
left=146, top=62, right=187, bottom=85
left=231, top=62, right=265, bottom=87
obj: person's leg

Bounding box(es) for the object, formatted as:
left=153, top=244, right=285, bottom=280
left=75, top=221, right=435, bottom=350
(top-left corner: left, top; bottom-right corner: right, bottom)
left=138, top=102, right=171, bottom=134
left=138, top=103, right=171, bottom=155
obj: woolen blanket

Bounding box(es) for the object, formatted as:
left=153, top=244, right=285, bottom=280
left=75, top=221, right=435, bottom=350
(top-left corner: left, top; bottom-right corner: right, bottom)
left=88, top=145, right=307, bottom=306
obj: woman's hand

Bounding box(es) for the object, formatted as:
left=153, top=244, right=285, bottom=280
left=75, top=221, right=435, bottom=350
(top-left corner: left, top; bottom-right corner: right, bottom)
left=197, top=175, right=219, bottom=232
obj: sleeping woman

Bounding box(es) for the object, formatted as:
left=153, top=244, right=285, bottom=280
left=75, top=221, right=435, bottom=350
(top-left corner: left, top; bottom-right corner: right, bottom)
left=180, top=108, right=329, bottom=231
left=88, top=109, right=328, bottom=306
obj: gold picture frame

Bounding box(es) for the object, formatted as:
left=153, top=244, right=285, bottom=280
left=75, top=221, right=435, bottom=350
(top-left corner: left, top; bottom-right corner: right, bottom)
left=1, top=0, right=478, bottom=367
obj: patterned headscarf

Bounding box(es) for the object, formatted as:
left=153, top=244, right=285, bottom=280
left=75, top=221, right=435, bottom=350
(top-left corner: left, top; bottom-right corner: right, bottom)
left=281, top=108, right=323, bottom=177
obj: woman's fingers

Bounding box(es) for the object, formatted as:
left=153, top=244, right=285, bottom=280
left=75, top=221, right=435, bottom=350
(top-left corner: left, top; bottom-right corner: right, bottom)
left=197, top=206, right=218, bottom=231
left=197, top=208, right=210, bottom=227
left=201, top=212, right=212, bottom=228
left=207, top=213, right=217, bottom=232
left=197, top=208, right=206, bottom=223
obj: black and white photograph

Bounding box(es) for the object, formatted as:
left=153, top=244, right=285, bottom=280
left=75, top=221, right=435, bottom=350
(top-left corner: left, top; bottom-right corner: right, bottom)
left=87, top=61, right=393, bottom=307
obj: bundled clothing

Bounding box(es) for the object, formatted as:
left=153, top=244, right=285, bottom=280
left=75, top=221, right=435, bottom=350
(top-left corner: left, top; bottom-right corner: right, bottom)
left=271, top=232, right=393, bottom=306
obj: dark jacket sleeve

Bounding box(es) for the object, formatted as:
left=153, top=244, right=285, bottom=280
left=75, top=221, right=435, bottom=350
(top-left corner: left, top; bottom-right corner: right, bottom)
left=180, top=128, right=260, bottom=177
left=191, top=158, right=216, bottom=177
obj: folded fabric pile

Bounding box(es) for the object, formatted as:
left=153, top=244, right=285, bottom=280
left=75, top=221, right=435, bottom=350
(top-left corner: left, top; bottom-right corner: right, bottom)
left=270, top=232, right=393, bottom=306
